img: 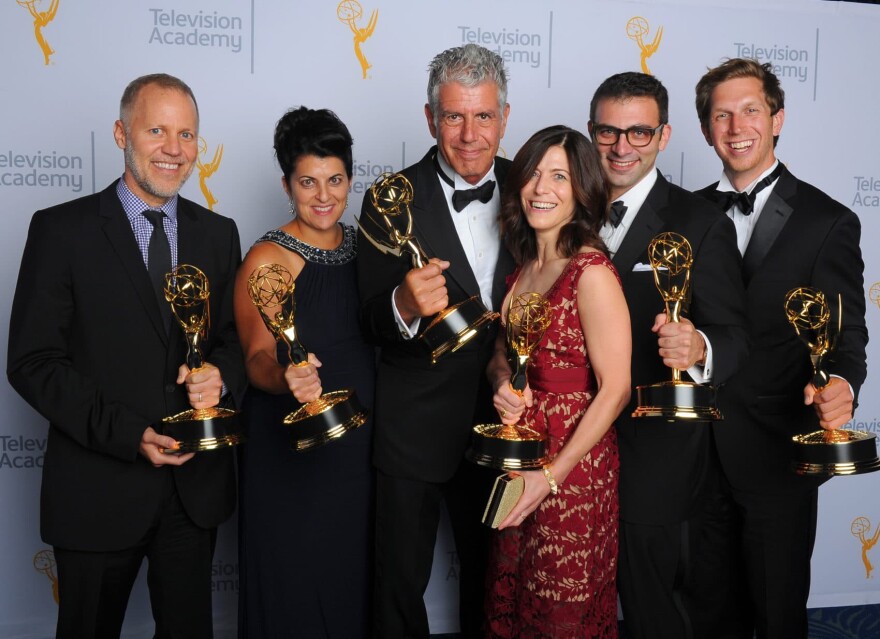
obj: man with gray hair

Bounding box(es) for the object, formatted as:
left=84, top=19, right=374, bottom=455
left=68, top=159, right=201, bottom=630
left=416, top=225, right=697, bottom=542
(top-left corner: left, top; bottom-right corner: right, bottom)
left=358, top=43, right=513, bottom=637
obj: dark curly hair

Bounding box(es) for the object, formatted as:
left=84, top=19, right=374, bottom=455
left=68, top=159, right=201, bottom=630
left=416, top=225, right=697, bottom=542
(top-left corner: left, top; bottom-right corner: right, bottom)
left=273, top=106, right=354, bottom=182
left=500, top=125, right=609, bottom=265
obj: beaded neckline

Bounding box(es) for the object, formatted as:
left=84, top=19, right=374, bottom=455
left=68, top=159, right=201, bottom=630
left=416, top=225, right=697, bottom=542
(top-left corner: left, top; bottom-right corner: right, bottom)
left=256, top=224, right=357, bottom=265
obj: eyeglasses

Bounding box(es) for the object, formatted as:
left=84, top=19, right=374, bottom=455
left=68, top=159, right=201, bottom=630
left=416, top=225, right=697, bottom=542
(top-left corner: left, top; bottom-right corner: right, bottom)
left=590, top=123, right=665, bottom=147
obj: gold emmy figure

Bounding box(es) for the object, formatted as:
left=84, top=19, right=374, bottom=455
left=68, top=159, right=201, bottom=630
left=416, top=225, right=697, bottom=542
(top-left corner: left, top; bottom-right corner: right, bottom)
left=247, top=263, right=368, bottom=451
left=869, top=281, right=880, bottom=310
left=360, top=172, right=498, bottom=364
left=197, top=137, right=223, bottom=212
left=160, top=265, right=244, bottom=452
left=633, top=232, right=721, bottom=421
left=337, top=0, right=378, bottom=79
left=33, top=549, right=59, bottom=604
left=18, top=0, right=59, bottom=66
left=626, top=16, right=663, bottom=75
left=785, top=287, right=880, bottom=475
left=467, top=292, right=552, bottom=470
left=851, top=516, right=880, bottom=579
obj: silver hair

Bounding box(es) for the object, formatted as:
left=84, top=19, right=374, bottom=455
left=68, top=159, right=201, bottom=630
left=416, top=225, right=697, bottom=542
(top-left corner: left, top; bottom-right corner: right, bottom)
left=426, top=44, right=508, bottom=126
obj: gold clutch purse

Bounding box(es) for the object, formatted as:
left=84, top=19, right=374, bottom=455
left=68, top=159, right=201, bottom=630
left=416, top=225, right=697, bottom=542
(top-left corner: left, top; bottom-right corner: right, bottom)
left=482, top=473, right=525, bottom=528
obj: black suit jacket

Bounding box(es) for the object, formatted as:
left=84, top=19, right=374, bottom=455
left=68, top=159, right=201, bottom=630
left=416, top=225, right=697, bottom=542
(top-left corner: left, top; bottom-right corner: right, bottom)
left=698, top=166, right=868, bottom=494
left=7, top=181, right=246, bottom=551
left=357, top=147, right=514, bottom=482
left=615, top=172, right=749, bottom=524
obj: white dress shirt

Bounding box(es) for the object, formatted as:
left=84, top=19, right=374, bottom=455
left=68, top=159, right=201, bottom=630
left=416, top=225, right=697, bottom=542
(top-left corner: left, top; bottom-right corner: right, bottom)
left=392, top=152, right=501, bottom=338
left=602, top=168, right=714, bottom=382
left=715, top=160, right=780, bottom=256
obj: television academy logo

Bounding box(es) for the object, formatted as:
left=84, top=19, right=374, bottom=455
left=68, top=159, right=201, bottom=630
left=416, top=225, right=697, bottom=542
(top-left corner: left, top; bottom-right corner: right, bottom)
left=197, top=136, right=223, bottom=211
left=626, top=16, right=662, bottom=76
left=337, top=0, right=378, bottom=79
left=33, top=549, right=59, bottom=604
left=851, top=517, right=880, bottom=578
left=17, top=0, right=60, bottom=65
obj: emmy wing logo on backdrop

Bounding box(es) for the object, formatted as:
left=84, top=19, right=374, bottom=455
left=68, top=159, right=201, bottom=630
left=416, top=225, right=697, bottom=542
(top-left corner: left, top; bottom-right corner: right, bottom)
left=33, top=549, right=58, bottom=604
left=626, top=16, right=662, bottom=75
left=197, top=136, right=223, bottom=211
left=851, top=517, right=880, bottom=578
left=869, top=282, right=880, bottom=312
left=17, top=0, right=59, bottom=65
left=337, top=0, right=378, bottom=79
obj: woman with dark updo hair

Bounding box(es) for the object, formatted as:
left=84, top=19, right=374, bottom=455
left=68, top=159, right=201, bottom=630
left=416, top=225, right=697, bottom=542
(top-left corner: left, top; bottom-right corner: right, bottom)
left=484, top=125, right=631, bottom=637
left=233, top=107, right=373, bottom=638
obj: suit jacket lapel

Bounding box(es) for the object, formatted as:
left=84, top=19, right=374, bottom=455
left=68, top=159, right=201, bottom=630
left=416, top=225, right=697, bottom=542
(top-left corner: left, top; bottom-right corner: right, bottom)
left=174, top=199, right=206, bottom=358
left=612, top=173, right=667, bottom=283
left=98, top=184, right=169, bottom=345
left=491, top=159, right=514, bottom=310
left=742, top=168, right=795, bottom=284
left=410, top=148, right=481, bottom=299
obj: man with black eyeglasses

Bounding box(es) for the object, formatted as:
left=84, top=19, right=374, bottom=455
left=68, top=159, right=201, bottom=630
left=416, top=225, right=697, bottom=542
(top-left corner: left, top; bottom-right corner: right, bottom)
left=587, top=72, right=749, bottom=639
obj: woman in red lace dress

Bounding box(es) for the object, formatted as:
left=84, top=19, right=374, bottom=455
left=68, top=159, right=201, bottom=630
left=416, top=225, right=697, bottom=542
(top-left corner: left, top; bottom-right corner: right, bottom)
left=485, top=125, right=631, bottom=638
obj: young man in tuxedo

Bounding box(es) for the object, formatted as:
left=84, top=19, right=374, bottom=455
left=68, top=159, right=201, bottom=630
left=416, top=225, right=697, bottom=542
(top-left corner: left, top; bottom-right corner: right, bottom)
left=587, top=71, right=749, bottom=639
left=7, top=73, right=245, bottom=638
left=357, top=43, right=514, bottom=638
left=693, top=58, right=868, bottom=638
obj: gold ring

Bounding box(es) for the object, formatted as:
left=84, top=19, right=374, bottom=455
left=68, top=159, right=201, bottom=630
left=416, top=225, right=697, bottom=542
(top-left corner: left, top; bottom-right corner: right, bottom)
left=500, top=408, right=507, bottom=418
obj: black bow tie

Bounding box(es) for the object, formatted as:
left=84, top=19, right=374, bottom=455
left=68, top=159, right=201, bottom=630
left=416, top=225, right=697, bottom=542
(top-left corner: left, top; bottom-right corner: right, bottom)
left=452, top=180, right=496, bottom=212
left=609, top=200, right=627, bottom=228
left=714, top=163, right=784, bottom=215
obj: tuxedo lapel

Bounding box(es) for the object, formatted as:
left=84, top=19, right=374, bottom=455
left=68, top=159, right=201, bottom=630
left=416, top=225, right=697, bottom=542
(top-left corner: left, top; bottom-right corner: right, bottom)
left=98, top=185, right=169, bottom=345
left=742, top=170, right=795, bottom=284
left=612, top=175, right=667, bottom=282
left=491, top=158, right=514, bottom=310
left=410, top=149, right=481, bottom=299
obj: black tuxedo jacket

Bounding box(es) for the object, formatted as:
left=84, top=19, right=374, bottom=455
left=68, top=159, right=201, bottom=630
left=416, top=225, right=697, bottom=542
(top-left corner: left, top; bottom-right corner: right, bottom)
left=698, top=166, right=868, bottom=494
left=7, top=181, right=246, bottom=551
left=614, top=172, right=749, bottom=524
left=358, top=147, right=514, bottom=483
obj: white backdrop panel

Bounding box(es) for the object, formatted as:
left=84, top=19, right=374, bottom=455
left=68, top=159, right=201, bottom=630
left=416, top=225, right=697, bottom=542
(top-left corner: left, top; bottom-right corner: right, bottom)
left=1, top=1, right=879, bottom=636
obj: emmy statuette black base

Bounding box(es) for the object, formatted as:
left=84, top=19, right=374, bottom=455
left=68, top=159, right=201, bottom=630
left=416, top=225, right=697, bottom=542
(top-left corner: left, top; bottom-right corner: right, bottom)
left=792, top=430, right=880, bottom=476
left=421, top=295, right=498, bottom=364
left=632, top=380, right=722, bottom=421
left=466, top=423, right=549, bottom=471
left=283, top=389, right=368, bottom=452
left=161, top=407, right=244, bottom=453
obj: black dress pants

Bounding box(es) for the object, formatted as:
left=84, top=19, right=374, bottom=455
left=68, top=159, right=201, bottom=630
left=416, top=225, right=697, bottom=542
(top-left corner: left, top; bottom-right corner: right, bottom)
left=54, top=484, right=216, bottom=639
left=373, top=463, right=493, bottom=639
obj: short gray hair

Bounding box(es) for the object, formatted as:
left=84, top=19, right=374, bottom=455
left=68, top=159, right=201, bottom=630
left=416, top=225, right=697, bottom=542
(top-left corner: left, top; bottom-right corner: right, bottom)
left=119, top=73, right=199, bottom=131
left=427, top=44, right=508, bottom=124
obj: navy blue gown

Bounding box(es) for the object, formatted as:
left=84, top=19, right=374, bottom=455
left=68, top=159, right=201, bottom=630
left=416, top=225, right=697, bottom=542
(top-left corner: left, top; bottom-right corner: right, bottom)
left=238, top=225, right=374, bottom=638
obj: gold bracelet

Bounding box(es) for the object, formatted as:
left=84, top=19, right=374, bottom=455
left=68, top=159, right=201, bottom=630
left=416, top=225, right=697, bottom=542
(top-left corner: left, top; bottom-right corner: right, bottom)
left=542, top=465, right=559, bottom=495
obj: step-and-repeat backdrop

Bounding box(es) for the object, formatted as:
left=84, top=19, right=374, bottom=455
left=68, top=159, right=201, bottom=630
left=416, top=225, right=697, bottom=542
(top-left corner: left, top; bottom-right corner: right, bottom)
left=2, top=0, right=879, bottom=635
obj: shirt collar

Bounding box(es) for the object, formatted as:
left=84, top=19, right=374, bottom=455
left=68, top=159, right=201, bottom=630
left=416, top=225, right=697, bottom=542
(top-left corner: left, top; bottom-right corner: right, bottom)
left=614, top=167, right=659, bottom=223
left=717, top=160, right=780, bottom=194
left=116, top=177, right=179, bottom=222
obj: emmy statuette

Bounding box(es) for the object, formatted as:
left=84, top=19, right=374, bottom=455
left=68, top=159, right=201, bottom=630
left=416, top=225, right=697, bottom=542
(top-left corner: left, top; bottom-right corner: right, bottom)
left=632, top=232, right=722, bottom=421
left=247, top=263, right=367, bottom=451
left=359, top=172, right=498, bottom=364
left=466, top=292, right=552, bottom=470
left=160, top=264, right=244, bottom=452
left=784, top=287, right=880, bottom=476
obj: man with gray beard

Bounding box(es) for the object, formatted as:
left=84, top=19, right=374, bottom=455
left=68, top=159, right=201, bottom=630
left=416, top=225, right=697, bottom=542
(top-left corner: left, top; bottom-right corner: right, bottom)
left=7, top=73, right=245, bottom=638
